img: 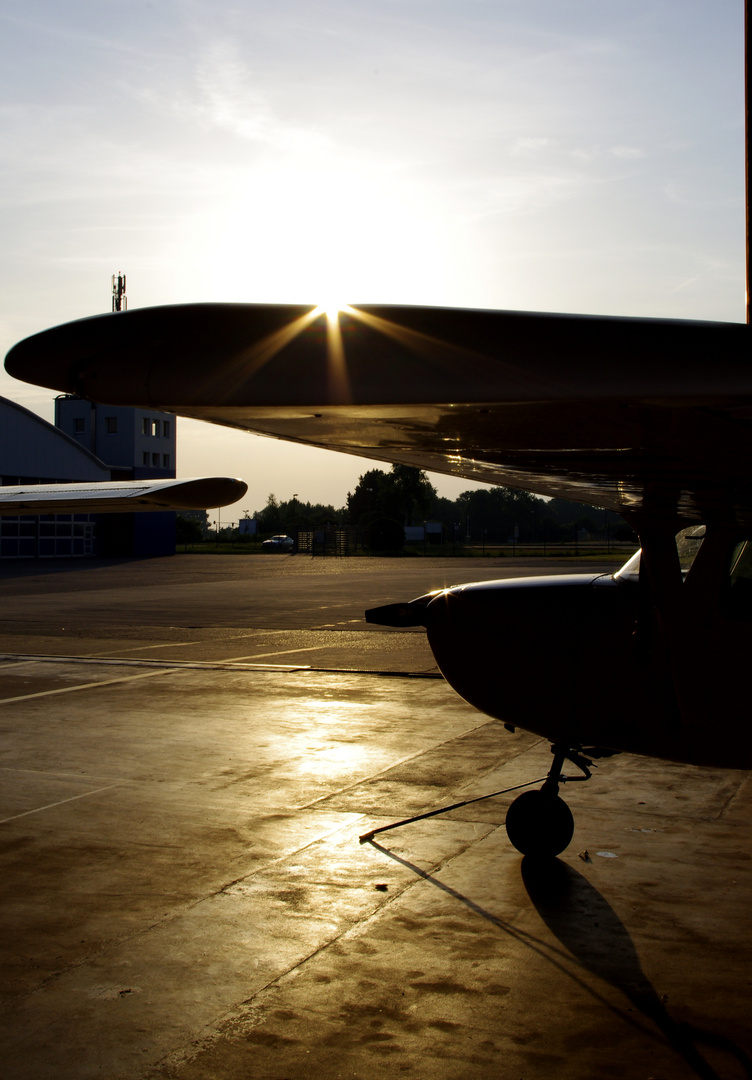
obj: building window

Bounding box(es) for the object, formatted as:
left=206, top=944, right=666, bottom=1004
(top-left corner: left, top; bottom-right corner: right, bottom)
left=152, top=453, right=160, bottom=467
left=163, top=420, right=170, bottom=438
left=142, top=417, right=150, bottom=436
left=152, top=420, right=160, bottom=437
left=163, top=454, right=170, bottom=468
left=74, top=418, right=85, bottom=433
left=105, top=417, right=118, bottom=434
left=142, top=452, right=149, bottom=465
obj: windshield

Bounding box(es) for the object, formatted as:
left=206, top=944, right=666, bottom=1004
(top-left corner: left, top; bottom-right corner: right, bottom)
left=676, top=525, right=706, bottom=570
left=613, top=525, right=706, bottom=582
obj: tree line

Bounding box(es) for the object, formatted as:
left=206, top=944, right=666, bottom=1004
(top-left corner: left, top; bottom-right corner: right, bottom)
left=178, top=464, right=635, bottom=547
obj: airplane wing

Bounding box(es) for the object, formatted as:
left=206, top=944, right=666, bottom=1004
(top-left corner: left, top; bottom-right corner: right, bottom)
left=0, top=476, right=247, bottom=516
left=5, top=302, right=751, bottom=525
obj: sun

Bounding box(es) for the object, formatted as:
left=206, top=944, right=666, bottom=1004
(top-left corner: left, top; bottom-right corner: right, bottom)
left=186, top=156, right=458, bottom=308
left=312, top=301, right=354, bottom=323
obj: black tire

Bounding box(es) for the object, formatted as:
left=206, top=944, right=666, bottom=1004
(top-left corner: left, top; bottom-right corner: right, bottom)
left=505, top=790, right=574, bottom=857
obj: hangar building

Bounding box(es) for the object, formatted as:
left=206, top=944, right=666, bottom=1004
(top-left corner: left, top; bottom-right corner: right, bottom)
left=0, top=395, right=177, bottom=559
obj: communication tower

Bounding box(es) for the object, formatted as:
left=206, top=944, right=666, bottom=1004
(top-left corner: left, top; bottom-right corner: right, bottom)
left=112, top=271, right=127, bottom=312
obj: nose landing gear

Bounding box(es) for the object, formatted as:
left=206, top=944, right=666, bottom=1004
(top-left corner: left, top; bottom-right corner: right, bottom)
left=505, top=745, right=593, bottom=857
left=359, top=742, right=594, bottom=858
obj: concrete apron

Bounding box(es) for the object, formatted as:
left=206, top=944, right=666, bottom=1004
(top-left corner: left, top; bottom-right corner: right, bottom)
left=0, top=655, right=750, bottom=1080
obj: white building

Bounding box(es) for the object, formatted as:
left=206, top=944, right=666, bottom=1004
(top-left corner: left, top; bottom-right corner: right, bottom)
left=54, top=397, right=176, bottom=479
left=1, top=396, right=178, bottom=558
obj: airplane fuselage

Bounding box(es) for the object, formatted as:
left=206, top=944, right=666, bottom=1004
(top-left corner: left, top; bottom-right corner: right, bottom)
left=368, top=530, right=752, bottom=770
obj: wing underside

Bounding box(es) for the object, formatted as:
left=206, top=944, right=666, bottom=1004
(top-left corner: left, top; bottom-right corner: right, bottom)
left=5, top=303, right=751, bottom=525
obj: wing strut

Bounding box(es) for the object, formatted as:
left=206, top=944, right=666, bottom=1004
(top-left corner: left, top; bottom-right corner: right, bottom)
left=358, top=775, right=548, bottom=844
left=634, top=521, right=707, bottom=731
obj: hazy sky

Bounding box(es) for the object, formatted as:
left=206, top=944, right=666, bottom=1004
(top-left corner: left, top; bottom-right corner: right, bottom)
left=0, top=1, right=746, bottom=517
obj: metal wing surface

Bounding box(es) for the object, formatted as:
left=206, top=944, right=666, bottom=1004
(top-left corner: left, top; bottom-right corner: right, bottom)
left=5, top=302, right=751, bottom=525
left=0, top=477, right=247, bottom=516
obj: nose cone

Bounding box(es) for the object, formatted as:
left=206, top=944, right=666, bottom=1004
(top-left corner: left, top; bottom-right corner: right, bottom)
left=422, top=576, right=598, bottom=740
left=365, top=592, right=439, bottom=627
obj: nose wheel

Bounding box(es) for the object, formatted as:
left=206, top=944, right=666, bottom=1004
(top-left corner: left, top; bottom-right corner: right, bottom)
left=505, top=789, right=574, bottom=857
left=505, top=745, right=592, bottom=857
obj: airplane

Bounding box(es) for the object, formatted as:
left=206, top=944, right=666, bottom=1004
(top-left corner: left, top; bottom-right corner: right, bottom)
left=4, top=300, right=750, bottom=857
left=0, top=476, right=247, bottom=516
left=3, top=8, right=749, bottom=858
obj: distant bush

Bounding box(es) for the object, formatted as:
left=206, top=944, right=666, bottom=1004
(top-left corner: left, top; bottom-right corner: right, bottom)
left=366, top=517, right=404, bottom=552
left=176, top=515, right=204, bottom=544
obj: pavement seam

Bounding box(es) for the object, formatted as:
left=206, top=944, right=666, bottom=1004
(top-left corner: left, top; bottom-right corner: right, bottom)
left=0, top=782, right=127, bottom=824
left=148, top=821, right=500, bottom=1077
left=0, top=666, right=175, bottom=705
left=0, top=652, right=443, bottom=678
left=298, top=718, right=503, bottom=810
left=711, top=773, right=751, bottom=821
left=4, top=812, right=368, bottom=1008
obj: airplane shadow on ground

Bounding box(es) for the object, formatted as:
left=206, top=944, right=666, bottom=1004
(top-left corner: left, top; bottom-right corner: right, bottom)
left=368, top=840, right=751, bottom=1080
left=521, top=856, right=752, bottom=1080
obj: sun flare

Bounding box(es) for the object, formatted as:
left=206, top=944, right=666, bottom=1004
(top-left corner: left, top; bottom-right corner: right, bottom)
left=313, top=301, right=353, bottom=322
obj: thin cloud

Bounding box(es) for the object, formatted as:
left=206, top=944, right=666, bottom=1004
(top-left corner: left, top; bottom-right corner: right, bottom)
left=193, top=42, right=277, bottom=141
left=609, top=145, right=645, bottom=159
left=132, top=37, right=335, bottom=156
left=0, top=6, right=178, bottom=62
left=510, top=136, right=556, bottom=157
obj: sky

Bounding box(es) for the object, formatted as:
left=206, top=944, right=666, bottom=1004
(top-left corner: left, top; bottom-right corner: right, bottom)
left=0, top=0, right=746, bottom=519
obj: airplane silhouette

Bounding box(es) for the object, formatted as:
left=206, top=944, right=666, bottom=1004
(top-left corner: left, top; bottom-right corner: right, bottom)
left=4, top=8, right=749, bottom=857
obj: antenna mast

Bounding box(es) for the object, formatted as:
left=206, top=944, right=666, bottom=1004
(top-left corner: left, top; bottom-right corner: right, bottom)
left=111, top=271, right=127, bottom=312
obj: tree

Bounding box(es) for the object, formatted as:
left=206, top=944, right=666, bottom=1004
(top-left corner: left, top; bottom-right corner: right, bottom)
left=346, top=469, right=389, bottom=526
left=537, top=514, right=563, bottom=542
left=277, top=498, right=340, bottom=531
left=390, top=465, right=437, bottom=525
left=175, top=514, right=204, bottom=544
left=451, top=486, right=541, bottom=543
left=347, top=465, right=437, bottom=528
left=256, top=493, right=281, bottom=533
left=366, top=517, right=404, bottom=552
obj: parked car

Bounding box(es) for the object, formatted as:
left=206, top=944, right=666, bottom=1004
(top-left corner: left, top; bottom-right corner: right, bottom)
left=262, top=534, right=295, bottom=552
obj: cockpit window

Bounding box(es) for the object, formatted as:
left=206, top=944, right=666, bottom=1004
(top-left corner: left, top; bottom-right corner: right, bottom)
left=613, top=525, right=706, bottom=583
left=676, top=525, right=705, bottom=571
